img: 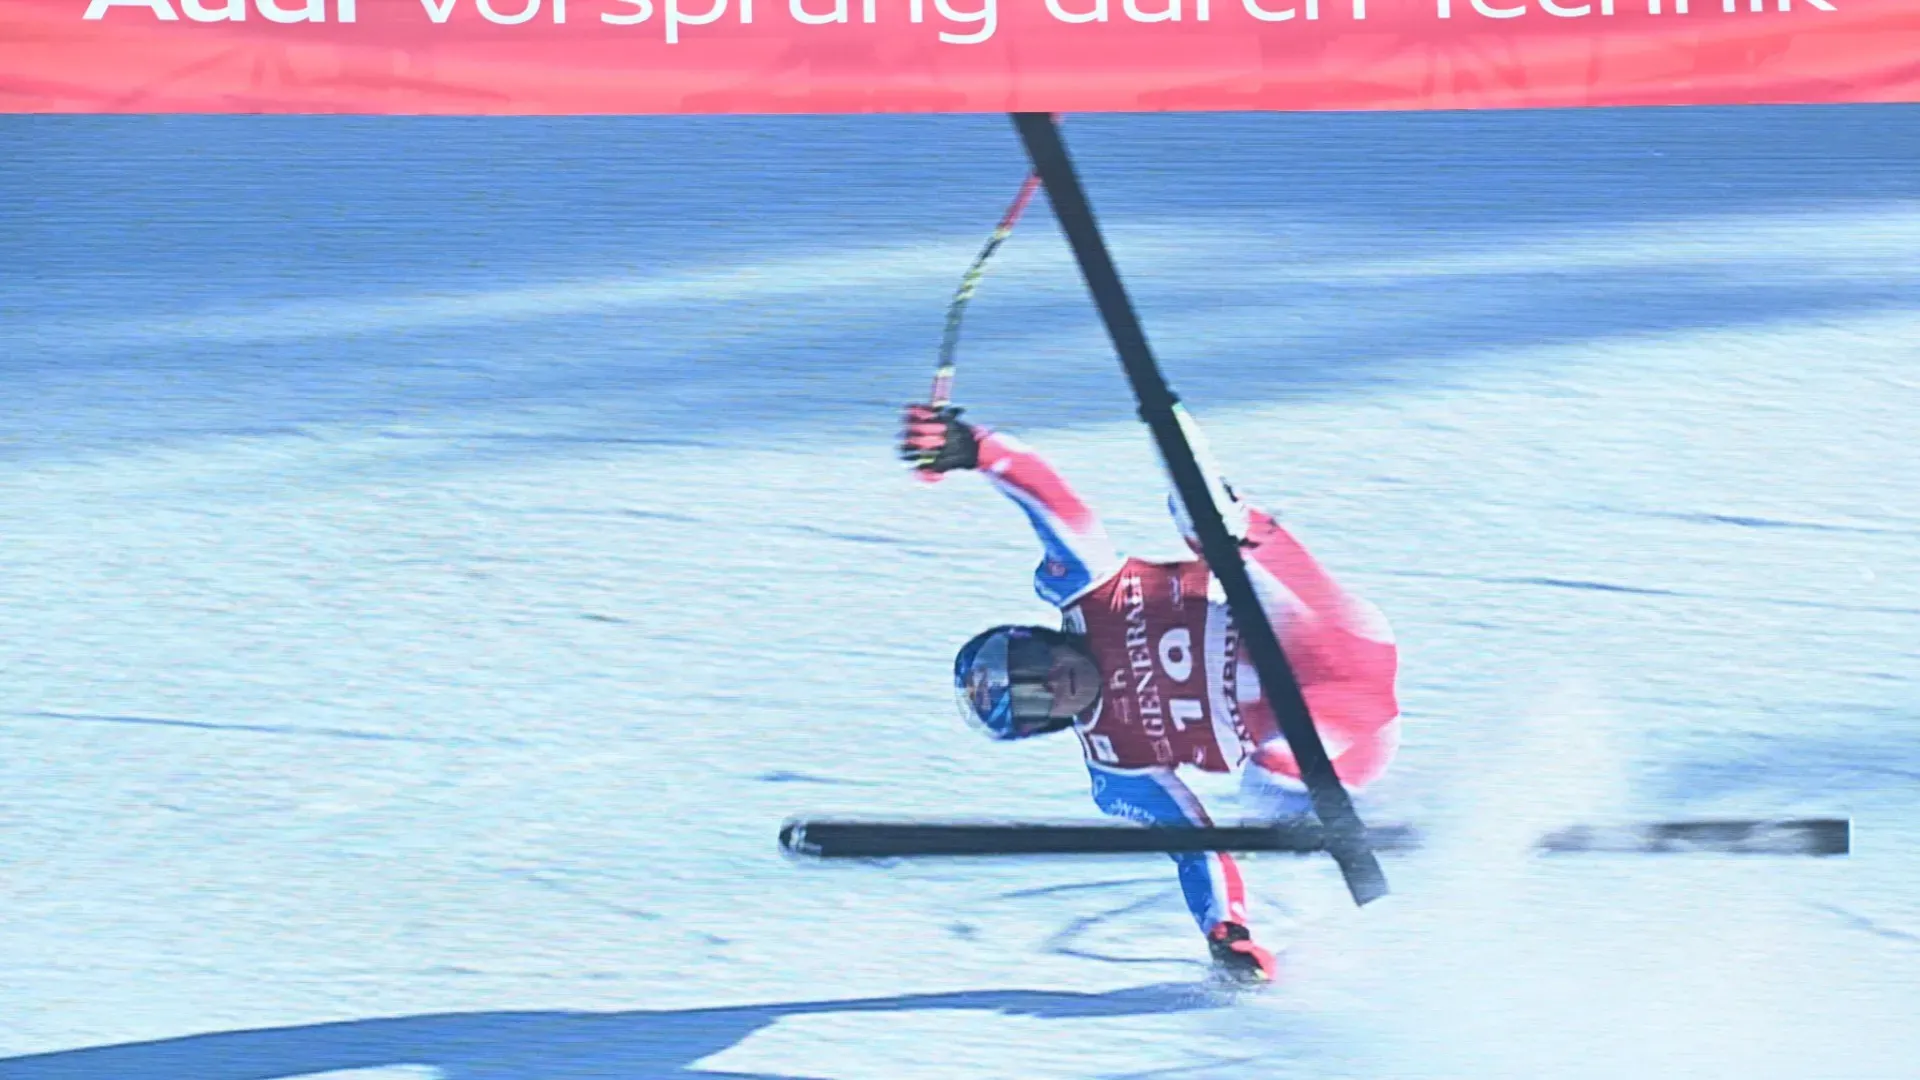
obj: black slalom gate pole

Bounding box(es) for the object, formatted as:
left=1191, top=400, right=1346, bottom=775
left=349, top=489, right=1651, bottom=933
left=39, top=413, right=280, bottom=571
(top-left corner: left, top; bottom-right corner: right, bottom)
left=1009, top=112, right=1390, bottom=907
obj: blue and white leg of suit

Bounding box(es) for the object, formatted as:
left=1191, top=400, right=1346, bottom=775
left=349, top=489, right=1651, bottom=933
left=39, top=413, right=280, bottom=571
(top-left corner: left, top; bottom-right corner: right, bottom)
left=1088, top=759, right=1321, bottom=934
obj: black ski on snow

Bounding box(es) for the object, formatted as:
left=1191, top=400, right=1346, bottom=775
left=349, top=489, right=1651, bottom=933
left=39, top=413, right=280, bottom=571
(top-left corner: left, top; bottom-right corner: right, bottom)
left=779, top=817, right=1849, bottom=860
left=1534, top=818, right=1850, bottom=856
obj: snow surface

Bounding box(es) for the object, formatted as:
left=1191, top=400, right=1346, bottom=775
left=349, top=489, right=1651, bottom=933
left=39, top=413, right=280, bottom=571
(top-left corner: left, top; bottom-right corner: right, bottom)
left=3, top=109, right=1918, bottom=1079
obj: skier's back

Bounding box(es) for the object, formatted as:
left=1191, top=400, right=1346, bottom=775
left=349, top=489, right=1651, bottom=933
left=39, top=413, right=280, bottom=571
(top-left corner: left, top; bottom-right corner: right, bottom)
left=901, top=401, right=1404, bottom=984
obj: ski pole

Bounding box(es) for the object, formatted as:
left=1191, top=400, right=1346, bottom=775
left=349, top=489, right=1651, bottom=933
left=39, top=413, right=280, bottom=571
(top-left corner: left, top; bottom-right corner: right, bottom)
left=912, top=170, right=1043, bottom=483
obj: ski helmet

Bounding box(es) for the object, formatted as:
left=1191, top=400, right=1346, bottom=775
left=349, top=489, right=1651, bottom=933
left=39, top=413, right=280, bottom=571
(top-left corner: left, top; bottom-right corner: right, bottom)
left=952, top=624, right=1082, bottom=741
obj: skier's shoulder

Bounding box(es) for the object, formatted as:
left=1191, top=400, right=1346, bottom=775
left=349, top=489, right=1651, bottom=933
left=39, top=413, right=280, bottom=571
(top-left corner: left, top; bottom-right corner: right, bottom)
left=1036, top=548, right=1132, bottom=608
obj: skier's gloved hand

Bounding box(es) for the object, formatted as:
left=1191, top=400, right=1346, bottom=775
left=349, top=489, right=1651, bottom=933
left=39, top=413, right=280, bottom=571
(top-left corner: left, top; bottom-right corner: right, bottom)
left=899, top=403, right=981, bottom=473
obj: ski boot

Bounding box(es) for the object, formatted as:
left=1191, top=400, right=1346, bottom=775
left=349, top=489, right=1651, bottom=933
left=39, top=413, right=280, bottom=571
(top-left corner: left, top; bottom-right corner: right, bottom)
left=1207, top=921, right=1278, bottom=986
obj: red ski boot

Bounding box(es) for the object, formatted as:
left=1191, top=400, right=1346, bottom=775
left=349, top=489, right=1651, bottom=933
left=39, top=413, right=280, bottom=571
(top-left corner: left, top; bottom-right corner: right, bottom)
left=1207, top=921, right=1278, bottom=985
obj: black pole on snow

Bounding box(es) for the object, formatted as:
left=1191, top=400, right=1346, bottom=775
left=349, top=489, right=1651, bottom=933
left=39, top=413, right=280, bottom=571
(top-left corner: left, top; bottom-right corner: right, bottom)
left=1009, top=112, right=1389, bottom=907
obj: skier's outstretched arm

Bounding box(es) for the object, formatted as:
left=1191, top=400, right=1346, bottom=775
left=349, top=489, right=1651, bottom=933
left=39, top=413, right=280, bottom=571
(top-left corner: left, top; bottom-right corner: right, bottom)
left=900, top=403, right=1123, bottom=606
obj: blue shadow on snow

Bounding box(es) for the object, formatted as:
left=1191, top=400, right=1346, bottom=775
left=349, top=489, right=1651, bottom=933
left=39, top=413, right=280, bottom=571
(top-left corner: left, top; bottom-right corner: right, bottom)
left=0, top=982, right=1228, bottom=1080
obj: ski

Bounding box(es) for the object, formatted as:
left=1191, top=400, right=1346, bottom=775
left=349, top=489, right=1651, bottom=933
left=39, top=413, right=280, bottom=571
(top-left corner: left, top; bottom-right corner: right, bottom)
left=1534, top=818, right=1851, bottom=856
left=779, top=816, right=1848, bottom=859
left=780, top=819, right=1418, bottom=858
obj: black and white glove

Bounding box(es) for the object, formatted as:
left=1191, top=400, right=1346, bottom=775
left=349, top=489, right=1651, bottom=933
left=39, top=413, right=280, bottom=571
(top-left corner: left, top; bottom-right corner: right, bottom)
left=899, top=403, right=981, bottom=473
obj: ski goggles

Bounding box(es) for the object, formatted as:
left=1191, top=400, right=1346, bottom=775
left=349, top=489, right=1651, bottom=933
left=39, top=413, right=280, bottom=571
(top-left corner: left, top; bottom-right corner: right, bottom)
left=956, top=628, right=1061, bottom=740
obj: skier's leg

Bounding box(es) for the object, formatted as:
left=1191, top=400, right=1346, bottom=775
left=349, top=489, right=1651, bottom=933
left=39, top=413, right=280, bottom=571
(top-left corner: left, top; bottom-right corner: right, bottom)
left=1239, top=512, right=1397, bottom=650
left=1237, top=758, right=1316, bottom=823
left=1238, top=746, right=1388, bottom=822
left=1164, top=403, right=1251, bottom=550
left=1087, top=764, right=1248, bottom=934
left=1088, top=765, right=1279, bottom=982
left=1090, top=757, right=1282, bottom=983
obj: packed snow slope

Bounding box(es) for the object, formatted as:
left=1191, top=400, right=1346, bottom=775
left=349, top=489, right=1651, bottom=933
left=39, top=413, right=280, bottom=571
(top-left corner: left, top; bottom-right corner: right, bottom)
left=4, top=108, right=1918, bottom=1080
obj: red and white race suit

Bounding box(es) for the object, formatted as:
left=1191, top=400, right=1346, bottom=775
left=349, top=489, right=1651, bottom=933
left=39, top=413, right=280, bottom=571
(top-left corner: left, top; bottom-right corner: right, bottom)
left=970, top=427, right=1402, bottom=934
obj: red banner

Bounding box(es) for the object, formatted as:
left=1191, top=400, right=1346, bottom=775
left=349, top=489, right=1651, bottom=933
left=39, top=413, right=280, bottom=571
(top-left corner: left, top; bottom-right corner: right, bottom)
left=3, top=0, right=1916, bottom=114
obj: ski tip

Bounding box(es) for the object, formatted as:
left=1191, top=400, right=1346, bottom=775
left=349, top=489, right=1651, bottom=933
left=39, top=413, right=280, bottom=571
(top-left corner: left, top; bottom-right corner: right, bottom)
left=777, top=818, right=812, bottom=858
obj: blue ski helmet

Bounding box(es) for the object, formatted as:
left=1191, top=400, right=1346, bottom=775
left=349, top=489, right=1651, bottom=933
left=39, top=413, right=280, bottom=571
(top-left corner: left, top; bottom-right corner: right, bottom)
left=953, top=625, right=1081, bottom=741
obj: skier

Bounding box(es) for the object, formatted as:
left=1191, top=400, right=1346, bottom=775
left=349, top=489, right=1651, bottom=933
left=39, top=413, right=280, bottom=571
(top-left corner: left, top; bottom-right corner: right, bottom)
left=899, top=401, right=1403, bottom=985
